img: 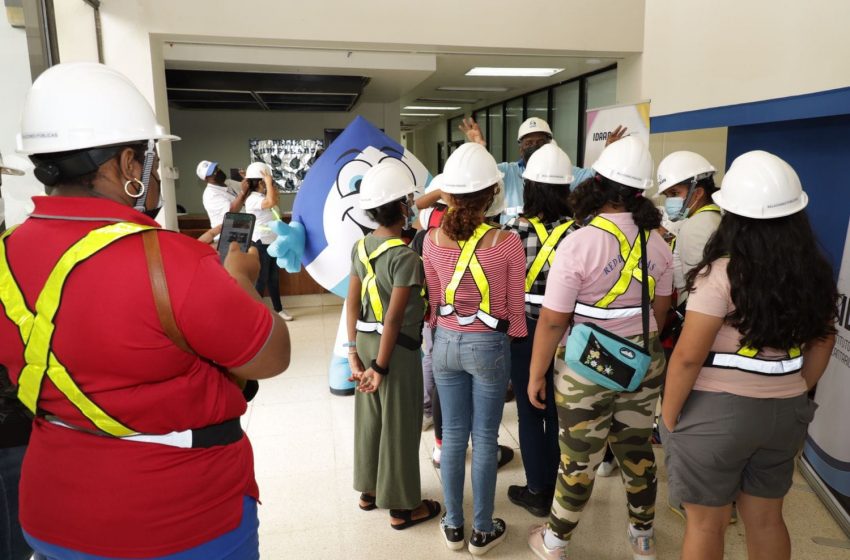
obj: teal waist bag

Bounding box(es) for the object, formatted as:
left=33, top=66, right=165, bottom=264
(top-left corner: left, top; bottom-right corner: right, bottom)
left=565, top=323, right=651, bottom=392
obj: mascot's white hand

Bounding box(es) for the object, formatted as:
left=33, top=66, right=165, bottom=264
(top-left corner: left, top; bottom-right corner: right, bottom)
left=268, top=220, right=305, bottom=273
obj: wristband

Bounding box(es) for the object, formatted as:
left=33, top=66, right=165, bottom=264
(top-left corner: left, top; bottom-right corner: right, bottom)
left=342, top=341, right=356, bottom=348
left=370, top=360, right=389, bottom=376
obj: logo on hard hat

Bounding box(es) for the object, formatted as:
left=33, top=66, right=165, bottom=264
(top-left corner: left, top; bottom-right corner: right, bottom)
left=529, top=121, right=537, bottom=128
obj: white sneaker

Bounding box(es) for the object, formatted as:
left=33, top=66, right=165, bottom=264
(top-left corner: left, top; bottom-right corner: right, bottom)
left=528, top=525, right=569, bottom=559
left=431, top=445, right=442, bottom=468
left=278, top=310, right=293, bottom=321
left=597, top=459, right=618, bottom=477
left=628, top=529, right=656, bottom=560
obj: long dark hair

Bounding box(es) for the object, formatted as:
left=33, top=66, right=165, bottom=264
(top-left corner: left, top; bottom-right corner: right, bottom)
left=442, top=185, right=495, bottom=241
left=522, top=180, right=571, bottom=222
left=568, top=174, right=661, bottom=230
left=686, top=211, right=838, bottom=349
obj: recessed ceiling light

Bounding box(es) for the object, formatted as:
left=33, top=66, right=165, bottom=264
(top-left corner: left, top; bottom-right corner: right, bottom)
left=400, top=113, right=442, bottom=117
left=464, top=67, right=564, bottom=78
left=585, top=58, right=602, bottom=65
left=416, top=96, right=480, bottom=104
left=437, top=86, right=509, bottom=92
left=403, top=105, right=462, bottom=111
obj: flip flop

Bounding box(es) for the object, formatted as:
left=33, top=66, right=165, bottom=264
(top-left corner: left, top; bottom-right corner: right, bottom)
left=389, top=499, right=441, bottom=530
left=359, top=493, right=377, bottom=511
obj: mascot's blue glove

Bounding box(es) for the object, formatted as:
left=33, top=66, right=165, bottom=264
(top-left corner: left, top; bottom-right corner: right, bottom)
left=268, top=220, right=306, bottom=273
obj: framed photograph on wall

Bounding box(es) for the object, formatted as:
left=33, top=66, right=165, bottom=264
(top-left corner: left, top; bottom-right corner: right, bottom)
left=248, top=138, right=324, bottom=193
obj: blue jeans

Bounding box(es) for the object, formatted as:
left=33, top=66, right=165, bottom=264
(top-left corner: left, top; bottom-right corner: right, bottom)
left=0, top=445, right=32, bottom=560
left=510, top=316, right=559, bottom=494
left=433, top=327, right=510, bottom=532
left=26, top=496, right=259, bottom=560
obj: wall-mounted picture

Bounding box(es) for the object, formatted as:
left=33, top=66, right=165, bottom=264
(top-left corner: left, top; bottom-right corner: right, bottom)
left=249, top=138, right=324, bottom=193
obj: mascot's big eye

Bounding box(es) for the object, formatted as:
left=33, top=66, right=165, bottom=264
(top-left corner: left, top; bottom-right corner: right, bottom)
left=335, top=158, right=372, bottom=199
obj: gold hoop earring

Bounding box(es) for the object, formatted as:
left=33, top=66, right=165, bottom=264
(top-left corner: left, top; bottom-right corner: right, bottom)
left=124, top=179, right=145, bottom=198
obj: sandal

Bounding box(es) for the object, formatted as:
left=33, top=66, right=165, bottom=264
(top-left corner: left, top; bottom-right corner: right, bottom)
left=359, top=493, right=377, bottom=511
left=389, top=499, right=441, bottom=530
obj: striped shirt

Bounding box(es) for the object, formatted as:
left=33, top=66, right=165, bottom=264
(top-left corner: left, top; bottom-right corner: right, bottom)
left=423, top=230, right=528, bottom=338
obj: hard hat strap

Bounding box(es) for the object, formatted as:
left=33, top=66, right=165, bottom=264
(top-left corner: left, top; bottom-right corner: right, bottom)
left=32, top=146, right=121, bottom=187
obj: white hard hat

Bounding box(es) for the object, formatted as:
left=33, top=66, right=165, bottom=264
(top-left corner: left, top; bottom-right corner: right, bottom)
left=485, top=181, right=506, bottom=217
left=426, top=174, right=447, bottom=205
left=196, top=160, right=218, bottom=181
left=0, top=152, right=24, bottom=176
left=17, top=62, right=179, bottom=155
left=522, top=143, right=574, bottom=185
left=591, top=136, right=653, bottom=190
left=714, top=151, right=808, bottom=219
left=656, top=151, right=716, bottom=195
left=245, top=162, right=272, bottom=179
left=359, top=160, right=416, bottom=210
left=441, top=143, right=503, bottom=195
left=517, top=117, right=552, bottom=142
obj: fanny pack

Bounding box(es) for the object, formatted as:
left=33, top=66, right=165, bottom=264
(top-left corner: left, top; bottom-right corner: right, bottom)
left=565, top=229, right=652, bottom=392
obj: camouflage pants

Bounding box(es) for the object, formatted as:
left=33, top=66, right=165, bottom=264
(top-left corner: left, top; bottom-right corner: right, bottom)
left=549, top=334, right=665, bottom=540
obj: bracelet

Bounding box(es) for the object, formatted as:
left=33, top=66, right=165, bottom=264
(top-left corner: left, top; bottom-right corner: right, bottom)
left=370, top=360, right=389, bottom=376
left=348, top=350, right=358, bottom=355
left=342, top=341, right=356, bottom=348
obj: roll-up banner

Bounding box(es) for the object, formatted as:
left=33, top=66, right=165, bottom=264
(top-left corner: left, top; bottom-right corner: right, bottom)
left=583, top=100, right=651, bottom=168
left=801, top=216, right=850, bottom=536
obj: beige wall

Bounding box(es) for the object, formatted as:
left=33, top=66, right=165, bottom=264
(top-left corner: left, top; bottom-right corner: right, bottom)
left=639, top=0, right=850, bottom=117
left=647, top=127, right=728, bottom=199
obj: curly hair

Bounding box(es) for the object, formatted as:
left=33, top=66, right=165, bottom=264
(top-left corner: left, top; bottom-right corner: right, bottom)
left=686, top=211, right=838, bottom=349
left=568, top=174, right=661, bottom=230
left=365, top=199, right=405, bottom=227
left=442, top=185, right=496, bottom=241
left=522, top=180, right=572, bottom=222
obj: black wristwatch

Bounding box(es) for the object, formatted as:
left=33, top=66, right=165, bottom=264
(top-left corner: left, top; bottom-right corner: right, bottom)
left=371, top=360, right=389, bottom=376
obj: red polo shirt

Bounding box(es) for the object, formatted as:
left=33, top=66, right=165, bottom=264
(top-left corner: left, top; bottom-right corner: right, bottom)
left=0, top=197, right=273, bottom=557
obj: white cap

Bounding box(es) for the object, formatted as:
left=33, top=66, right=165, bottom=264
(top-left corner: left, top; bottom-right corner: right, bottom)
left=359, top=160, right=416, bottom=210
left=522, top=143, right=574, bottom=185
left=657, top=151, right=716, bottom=195
left=245, top=161, right=272, bottom=179
left=17, top=62, right=179, bottom=155
left=517, top=117, right=553, bottom=142
left=591, top=136, right=654, bottom=190
left=196, top=160, right=218, bottom=181
left=441, top=143, right=503, bottom=195
left=714, top=150, right=808, bottom=219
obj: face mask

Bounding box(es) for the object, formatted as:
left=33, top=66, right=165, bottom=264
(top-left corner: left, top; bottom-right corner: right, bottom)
left=214, top=169, right=227, bottom=184
left=521, top=144, right=542, bottom=164
left=664, top=196, right=689, bottom=222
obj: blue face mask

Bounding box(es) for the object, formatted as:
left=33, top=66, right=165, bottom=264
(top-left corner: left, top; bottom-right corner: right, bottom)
left=664, top=196, right=689, bottom=222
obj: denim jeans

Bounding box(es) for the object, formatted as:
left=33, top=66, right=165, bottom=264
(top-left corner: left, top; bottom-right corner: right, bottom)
left=433, top=327, right=510, bottom=532
left=0, top=445, right=31, bottom=560
left=510, top=316, right=559, bottom=494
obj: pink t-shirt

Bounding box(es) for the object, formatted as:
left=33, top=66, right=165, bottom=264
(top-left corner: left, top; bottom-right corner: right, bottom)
left=543, top=212, right=673, bottom=337
left=687, top=258, right=807, bottom=398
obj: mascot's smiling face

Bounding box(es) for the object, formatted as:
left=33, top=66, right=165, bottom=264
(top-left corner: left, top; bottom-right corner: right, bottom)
left=323, top=145, right=416, bottom=249
left=291, top=116, right=429, bottom=297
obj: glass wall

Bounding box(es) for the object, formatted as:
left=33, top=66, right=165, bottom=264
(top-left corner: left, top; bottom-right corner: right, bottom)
left=586, top=69, right=617, bottom=110
left=448, top=115, right=465, bottom=155
left=505, top=98, right=523, bottom=162
left=439, top=65, right=617, bottom=168
left=488, top=104, right=504, bottom=162
left=551, top=81, right=580, bottom=163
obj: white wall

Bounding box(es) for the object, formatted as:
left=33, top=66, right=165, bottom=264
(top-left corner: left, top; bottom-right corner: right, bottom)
left=0, top=18, right=43, bottom=227
left=169, top=102, right=397, bottom=214
left=54, top=0, right=99, bottom=63
left=640, top=0, right=850, bottom=117
left=647, top=127, right=728, bottom=199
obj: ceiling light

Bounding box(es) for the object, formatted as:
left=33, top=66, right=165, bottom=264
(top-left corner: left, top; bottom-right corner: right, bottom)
left=404, top=105, right=462, bottom=111
left=585, top=58, right=602, bottom=65
left=416, top=96, right=480, bottom=104
left=437, top=86, right=509, bottom=92
left=400, top=113, right=441, bottom=117
left=464, top=67, right=564, bottom=78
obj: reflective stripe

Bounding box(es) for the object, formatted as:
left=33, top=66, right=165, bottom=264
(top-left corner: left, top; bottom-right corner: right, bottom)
left=438, top=304, right=502, bottom=329
left=574, top=302, right=643, bottom=319
left=525, top=293, right=545, bottom=305
left=525, top=218, right=574, bottom=293
left=706, top=344, right=803, bottom=376
left=692, top=204, right=721, bottom=216
left=48, top=418, right=194, bottom=448
left=589, top=217, right=655, bottom=308
left=357, top=238, right=406, bottom=324
left=356, top=319, right=384, bottom=335
left=0, top=222, right=154, bottom=437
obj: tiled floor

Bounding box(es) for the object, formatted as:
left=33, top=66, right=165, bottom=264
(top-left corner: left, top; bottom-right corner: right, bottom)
left=247, top=301, right=850, bottom=559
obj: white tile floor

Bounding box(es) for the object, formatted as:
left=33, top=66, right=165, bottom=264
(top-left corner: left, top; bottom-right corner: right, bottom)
left=247, top=301, right=850, bottom=559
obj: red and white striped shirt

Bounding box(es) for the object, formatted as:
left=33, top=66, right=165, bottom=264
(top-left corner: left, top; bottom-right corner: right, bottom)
left=423, top=230, right=528, bottom=338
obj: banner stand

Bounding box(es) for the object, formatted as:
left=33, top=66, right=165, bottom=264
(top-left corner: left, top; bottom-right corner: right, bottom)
left=799, top=457, right=850, bottom=537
